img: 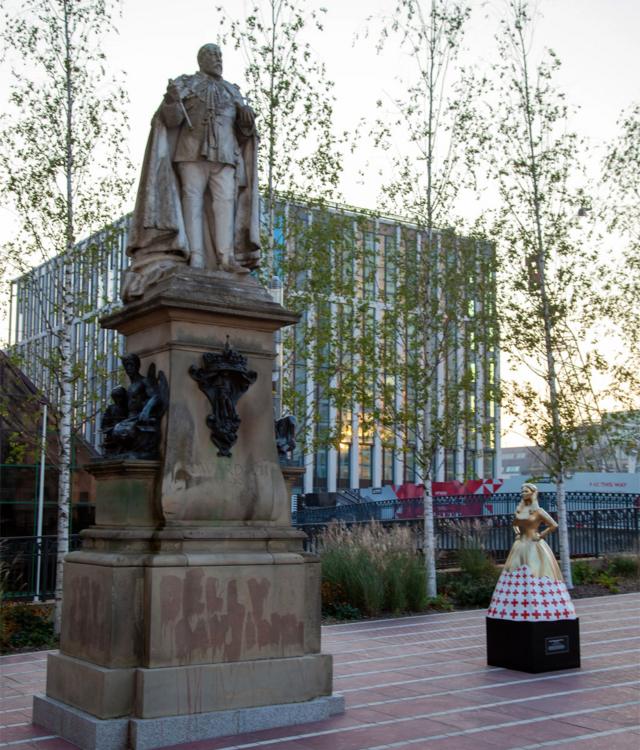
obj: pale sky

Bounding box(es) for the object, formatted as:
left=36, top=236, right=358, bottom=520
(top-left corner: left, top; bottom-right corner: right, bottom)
left=106, top=0, right=639, bottom=213
left=2, top=0, right=638, bottom=258
left=1, top=0, right=638, bottom=447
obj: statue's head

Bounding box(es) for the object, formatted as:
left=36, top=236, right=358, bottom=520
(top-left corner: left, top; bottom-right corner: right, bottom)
left=521, top=482, right=539, bottom=504
left=198, top=43, right=223, bottom=77
left=121, top=353, right=141, bottom=378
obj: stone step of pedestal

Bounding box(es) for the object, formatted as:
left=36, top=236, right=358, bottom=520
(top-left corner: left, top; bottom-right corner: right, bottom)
left=33, top=692, right=345, bottom=750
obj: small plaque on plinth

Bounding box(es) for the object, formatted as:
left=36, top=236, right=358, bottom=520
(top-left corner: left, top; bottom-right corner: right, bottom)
left=486, top=617, right=581, bottom=673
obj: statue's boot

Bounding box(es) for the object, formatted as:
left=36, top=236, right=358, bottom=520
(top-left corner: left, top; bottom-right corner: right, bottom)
left=221, top=252, right=250, bottom=274
left=190, top=250, right=206, bottom=269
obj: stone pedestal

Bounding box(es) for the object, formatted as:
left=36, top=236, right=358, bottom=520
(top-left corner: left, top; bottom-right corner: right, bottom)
left=34, top=269, right=343, bottom=749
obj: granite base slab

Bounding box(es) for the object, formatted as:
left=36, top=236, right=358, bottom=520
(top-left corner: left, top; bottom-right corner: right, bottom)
left=33, top=692, right=345, bottom=750
left=32, top=694, right=128, bottom=750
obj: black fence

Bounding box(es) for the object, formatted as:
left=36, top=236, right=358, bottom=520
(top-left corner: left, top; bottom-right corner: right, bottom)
left=293, top=492, right=639, bottom=525
left=2, top=493, right=638, bottom=599
left=1, top=534, right=82, bottom=600
left=298, top=508, right=640, bottom=562
left=294, top=493, right=640, bottom=563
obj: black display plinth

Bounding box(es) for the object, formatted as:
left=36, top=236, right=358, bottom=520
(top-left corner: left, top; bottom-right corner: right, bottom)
left=486, top=617, right=580, bottom=673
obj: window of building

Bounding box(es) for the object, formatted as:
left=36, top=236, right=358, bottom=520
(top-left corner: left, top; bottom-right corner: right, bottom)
left=445, top=450, right=455, bottom=481
left=362, top=231, right=376, bottom=299
left=338, top=443, right=350, bottom=487
left=384, top=235, right=397, bottom=303
left=272, top=215, right=286, bottom=278
left=404, top=450, right=415, bottom=483
left=316, top=449, right=328, bottom=481
left=316, top=392, right=330, bottom=428
left=484, top=453, right=495, bottom=478
left=382, top=447, right=394, bottom=484
left=359, top=444, right=372, bottom=484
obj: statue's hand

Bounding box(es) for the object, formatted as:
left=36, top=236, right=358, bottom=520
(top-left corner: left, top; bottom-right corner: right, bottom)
left=237, top=105, right=254, bottom=130
left=165, top=80, right=181, bottom=104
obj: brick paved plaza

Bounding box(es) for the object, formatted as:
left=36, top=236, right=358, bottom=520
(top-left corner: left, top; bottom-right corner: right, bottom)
left=1, top=593, right=639, bottom=750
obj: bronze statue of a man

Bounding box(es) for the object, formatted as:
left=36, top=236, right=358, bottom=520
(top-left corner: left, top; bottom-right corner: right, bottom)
left=123, top=43, right=260, bottom=300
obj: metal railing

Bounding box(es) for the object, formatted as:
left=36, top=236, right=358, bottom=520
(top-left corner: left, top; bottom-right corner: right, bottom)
left=0, top=534, right=82, bottom=600
left=297, top=508, right=640, bottom=562
left=1, top=493, right=638, bottom=598
left=292, top=492, right=639, bottom=525
left=293, top=493, right=640, bottom=562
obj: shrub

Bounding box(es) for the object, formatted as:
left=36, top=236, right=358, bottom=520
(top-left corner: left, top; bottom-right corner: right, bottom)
left=457, top=546, right=497, bottom=579
left=330, top=603, right=362, bottom=621
left=607, top=555, right=640, bottom=579
left=438, top=569, right=499, bottom=608
left=0, top=603, right=56, bottom=653
left=595, top=571, right=620, bottom=594
left=572, top=560, right=599, bottom=585
left=319, top=522, right=427, bottom=617
left=0, top=541, right=25, bottom=600
left=571, top=556, right=640, bottom=593
left=425, top=594, right=453, bottom=611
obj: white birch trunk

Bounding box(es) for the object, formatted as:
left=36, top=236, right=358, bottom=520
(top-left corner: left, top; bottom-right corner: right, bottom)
left=474, top=261, right=485, bottom=479
left=54, top=316, right=73, bottom=635
left=555, top=474, right=573, bottom=588
left=303, top=306, right=316, bottom=495
left=54, top=0, right=74, bottom=636
left=454, top=328, right=465, bottom=482
left=423, top=477, right=437, bottom=598
left=421, top=399, right=437, bottom=598
left=421, top=229, right=437, bottom=598
left=265, top=0, right=277, bottom=281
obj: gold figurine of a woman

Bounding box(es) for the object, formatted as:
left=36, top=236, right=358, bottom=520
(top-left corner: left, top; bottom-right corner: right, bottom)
left=487, top=483, right=576, bottom=621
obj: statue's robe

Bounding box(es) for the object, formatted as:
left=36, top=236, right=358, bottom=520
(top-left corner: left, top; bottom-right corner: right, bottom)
left=123, top=75, right=260, bottom=301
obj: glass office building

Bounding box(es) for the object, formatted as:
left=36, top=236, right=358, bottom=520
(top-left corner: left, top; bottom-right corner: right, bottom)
left=8, top=204, right=500, bottom=496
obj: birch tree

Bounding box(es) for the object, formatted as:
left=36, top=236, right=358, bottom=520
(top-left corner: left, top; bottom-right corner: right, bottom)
left=217, top=0, right=343, bottom=263
left=484, top=0, right=616, bottom=587
left=368, top=0, right=489, bottom=598
left=601, top=103, right=640, bottom=408
left=217, top=0, right=356, bottom=464
left=0, top=0, right=131, bottom=630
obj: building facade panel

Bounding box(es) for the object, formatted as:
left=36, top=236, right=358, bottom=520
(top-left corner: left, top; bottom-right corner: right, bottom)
left=9, top=204, right=500, bottom=496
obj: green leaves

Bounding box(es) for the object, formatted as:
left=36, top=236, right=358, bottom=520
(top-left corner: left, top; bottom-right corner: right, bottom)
left=600, top=103, right=640, bottom=375
left=0, top=0, right=132, bottom=284
left=359, top=2, right=496, bottom=486
left=0, top=0, right=133, bottom=632
left=218, top=1, right=356, bottom=451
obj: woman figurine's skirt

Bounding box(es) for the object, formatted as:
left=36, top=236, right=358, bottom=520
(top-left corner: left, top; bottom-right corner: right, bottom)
left=487, top=539, right=576, bottom=622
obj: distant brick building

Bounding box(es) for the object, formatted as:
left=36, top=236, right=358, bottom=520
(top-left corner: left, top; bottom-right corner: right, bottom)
left=0, top=351, right=96, bottom=537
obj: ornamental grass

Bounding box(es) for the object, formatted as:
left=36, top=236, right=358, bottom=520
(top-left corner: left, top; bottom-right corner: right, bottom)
left=319, top=521, right=427, bottom=618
